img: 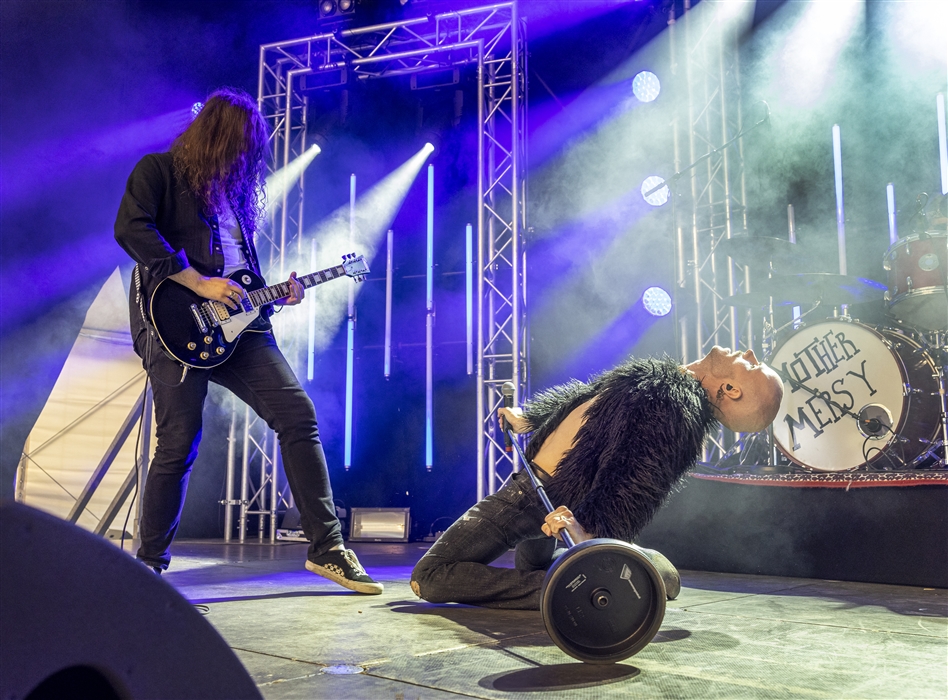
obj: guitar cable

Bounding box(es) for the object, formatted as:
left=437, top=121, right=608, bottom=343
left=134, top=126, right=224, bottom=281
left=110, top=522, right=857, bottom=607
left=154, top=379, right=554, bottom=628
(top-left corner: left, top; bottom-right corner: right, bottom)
left=119, top=371, right=149, bottom=561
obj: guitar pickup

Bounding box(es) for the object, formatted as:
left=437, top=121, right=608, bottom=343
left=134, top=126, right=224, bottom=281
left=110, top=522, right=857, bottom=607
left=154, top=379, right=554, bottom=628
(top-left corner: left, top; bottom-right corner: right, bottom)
left=208, top=301, right=236, bottom=326
left=189, top=304, right=208, bottom=333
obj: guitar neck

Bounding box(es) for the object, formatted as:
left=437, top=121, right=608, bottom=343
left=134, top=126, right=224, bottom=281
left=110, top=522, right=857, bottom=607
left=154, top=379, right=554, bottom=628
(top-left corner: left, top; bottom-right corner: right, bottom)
left=248, top=264, right=347, bottom=307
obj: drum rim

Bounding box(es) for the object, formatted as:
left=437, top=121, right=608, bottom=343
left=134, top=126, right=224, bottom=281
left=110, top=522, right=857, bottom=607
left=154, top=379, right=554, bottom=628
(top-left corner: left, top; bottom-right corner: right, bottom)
left=886, top=230, right=948, bottom=254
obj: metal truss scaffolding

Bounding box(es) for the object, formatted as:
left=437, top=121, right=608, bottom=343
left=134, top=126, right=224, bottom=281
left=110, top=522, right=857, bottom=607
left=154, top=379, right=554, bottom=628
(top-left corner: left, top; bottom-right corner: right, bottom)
left=671, top=1, right=750, bottom=463
left=222, top=2, right=528, bottom=541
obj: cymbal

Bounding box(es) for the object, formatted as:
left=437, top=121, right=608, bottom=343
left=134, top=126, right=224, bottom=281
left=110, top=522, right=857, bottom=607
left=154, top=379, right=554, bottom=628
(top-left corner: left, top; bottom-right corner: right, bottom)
left=724, top=292, right=796, bottom=309
left=717, top=236, right=813, bottom=272
left=724, top=273, right=887, bottom=308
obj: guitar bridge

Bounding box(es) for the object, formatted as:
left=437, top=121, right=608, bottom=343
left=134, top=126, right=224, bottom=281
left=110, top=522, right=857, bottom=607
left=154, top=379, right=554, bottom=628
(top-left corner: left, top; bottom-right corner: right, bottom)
left=189, top=304, right=208, bottom=333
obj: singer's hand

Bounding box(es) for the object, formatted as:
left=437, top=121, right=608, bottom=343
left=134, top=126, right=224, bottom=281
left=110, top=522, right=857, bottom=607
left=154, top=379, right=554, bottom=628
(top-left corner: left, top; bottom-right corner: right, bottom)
left=498, top=407, right=528, bottom=434
left=542, top=506, right=593, bottom=543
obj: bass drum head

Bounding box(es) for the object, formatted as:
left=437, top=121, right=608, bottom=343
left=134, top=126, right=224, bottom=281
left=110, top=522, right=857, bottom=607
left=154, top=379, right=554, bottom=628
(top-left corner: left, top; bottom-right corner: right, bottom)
left=771, top=321, right=939, bottom=472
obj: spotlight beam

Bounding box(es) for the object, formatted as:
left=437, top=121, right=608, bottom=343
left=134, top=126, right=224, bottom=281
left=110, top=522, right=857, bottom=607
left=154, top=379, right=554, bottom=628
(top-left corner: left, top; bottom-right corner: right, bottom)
left=296, top=143, right=434, bottom=355
left=266, top=144, right=321, bottom=203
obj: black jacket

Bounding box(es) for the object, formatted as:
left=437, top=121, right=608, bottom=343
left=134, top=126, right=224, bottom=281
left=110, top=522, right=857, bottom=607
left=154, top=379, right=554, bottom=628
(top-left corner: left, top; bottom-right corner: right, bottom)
left=523, top=357, right=716, bottom=542
left=113, top=152, right=265, bottom=348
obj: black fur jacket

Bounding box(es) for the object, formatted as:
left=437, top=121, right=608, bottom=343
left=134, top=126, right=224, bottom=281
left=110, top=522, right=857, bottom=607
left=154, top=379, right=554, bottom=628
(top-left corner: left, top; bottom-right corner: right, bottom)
left=523, top=357, right=716, bottom=542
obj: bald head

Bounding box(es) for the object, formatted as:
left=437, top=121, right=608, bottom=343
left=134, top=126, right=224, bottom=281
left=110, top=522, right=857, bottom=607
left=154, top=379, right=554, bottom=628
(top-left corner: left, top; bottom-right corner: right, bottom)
left=685, top=347, right=784, bottom=433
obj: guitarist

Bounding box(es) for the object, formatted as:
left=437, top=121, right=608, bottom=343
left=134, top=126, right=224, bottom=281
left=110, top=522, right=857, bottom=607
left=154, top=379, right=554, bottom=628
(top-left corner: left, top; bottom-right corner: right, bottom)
left=114, top=87, right=382, bottom=594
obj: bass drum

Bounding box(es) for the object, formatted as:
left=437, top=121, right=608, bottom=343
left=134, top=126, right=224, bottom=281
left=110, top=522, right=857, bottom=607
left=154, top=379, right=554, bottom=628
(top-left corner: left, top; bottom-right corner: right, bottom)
left=771, top=320, right=939, bottom=472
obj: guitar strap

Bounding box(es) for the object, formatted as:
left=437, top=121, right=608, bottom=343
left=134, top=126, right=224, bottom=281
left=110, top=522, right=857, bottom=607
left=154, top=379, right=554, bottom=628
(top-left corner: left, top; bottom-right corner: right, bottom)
left=134, top=263, right=189, bottom=383
left=229, top=200, right=273, bottom=329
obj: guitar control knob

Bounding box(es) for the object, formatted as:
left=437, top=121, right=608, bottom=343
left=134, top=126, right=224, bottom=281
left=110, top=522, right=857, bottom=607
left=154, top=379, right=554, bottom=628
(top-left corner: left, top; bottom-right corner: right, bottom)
left=204, top=336, right=213, bottom=344
left=200, top=352, right=210, bottom=360
left=187, top=342, right=197, bottom=350
left=215, top=347, right=225, bottom=355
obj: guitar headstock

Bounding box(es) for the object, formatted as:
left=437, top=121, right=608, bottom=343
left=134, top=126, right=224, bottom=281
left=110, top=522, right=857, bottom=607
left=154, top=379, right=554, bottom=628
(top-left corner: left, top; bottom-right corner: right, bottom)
left=342, top=253, right=370, bottom=282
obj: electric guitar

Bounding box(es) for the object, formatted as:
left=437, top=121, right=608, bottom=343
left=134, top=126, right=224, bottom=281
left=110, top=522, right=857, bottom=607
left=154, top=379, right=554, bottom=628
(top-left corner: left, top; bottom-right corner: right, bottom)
left=150, top=253, right=369, bottom=369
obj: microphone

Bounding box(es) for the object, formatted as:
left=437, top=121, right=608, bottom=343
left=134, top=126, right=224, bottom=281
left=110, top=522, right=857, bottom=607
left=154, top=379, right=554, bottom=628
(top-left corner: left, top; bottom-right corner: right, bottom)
left=857, top=404, right=891, bottom=439
left=501, top=381, right=516, bottom=451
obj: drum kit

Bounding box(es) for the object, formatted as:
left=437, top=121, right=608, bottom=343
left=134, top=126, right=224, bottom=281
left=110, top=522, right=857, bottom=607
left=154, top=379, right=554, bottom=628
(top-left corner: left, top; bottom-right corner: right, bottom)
left=720, top=229, right=947, bottom=474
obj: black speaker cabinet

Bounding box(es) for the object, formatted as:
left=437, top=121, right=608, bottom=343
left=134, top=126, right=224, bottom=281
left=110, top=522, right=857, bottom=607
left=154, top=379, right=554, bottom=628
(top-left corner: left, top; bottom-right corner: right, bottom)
left=0, top=501, right=261, bottom=700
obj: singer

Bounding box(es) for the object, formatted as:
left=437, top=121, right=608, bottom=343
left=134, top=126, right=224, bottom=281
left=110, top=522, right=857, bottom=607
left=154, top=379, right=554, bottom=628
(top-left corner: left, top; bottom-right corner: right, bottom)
left=410, top=348, right=783, bottom=609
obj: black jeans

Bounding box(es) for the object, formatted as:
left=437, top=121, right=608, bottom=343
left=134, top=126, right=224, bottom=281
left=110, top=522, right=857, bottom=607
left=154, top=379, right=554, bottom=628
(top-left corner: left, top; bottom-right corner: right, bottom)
left=136, top=330, right=342, bottom=569
left=411, top=471, right=559, bottom=610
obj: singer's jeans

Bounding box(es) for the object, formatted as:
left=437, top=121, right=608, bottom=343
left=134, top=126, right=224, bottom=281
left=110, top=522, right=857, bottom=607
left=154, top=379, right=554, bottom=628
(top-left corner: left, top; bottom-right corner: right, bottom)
left=136, top=330, right=343, bottom=570
left=411, top=470, right=560, bottom=610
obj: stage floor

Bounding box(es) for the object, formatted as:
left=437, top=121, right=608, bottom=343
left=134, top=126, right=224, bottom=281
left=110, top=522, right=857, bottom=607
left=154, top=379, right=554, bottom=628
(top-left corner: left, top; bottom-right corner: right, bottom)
left=161, top=540, right=947, bottom=700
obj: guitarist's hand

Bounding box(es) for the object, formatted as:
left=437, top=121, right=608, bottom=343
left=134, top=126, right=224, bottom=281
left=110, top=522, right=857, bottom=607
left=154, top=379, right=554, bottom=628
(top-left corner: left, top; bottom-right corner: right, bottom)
left=170, top=268, right=244, bottom=310
left=276, top=272, right=305, bottom=306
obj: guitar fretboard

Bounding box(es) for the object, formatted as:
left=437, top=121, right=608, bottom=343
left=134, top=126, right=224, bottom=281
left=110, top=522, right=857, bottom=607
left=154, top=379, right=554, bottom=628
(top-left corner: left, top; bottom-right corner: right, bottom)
left=247, top=265, right=347, bottom=307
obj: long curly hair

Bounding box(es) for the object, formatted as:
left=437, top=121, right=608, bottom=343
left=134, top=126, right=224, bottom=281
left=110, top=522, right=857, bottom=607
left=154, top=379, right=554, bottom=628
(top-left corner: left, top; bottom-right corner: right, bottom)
left=170, top=87, right=268, bottom=235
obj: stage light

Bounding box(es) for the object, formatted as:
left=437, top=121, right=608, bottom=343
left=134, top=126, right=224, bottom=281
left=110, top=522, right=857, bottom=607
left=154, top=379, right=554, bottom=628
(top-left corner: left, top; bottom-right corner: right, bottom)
left=318, top=0, right=355, bottom=20
left=632, top=71, right=660, bottom=103
left=191, top=102, right=204, bottom=118
left=938, top=93, right=947, bottom=196
left=424, top=142, right=435, bottom=153
left=642, top=287, right=672, bottom=317
left=641, top=176, right=669, bottom=206
left=425, top=164, right=434, bottom=472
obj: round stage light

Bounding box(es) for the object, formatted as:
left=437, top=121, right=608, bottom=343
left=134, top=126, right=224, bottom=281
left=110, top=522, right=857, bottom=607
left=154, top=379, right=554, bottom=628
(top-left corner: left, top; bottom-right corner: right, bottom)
left=641, top=176, right=669, bottom=206
left=191, top=102, right=204, bottom=118
left=642, top=287, right=672, bottom=317
left=632, top=71, right=661, bottom=103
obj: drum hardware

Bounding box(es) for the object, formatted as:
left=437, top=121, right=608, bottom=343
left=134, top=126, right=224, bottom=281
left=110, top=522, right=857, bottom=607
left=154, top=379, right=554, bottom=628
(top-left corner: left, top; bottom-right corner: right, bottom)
left=500, top=384, right=665, bottom=665
left=725, top=272, right=887, bottom=310
left=752, top=273, right=886, bottom=308
left=920, top=330, right=947, bottom=468
left=717, top=235, right=816, bottom=273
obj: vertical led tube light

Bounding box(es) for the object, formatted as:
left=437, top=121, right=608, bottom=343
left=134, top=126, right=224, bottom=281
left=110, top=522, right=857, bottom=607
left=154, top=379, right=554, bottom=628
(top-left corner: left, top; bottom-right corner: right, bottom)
left=788, top=204, right=801, bottom=328
left=345, top=174, right=356, bottom=470
left=385, top=229, right=393, bottom=379
left=465, top=223, right=473, bottom=375
left=938, top=93, right=947, bottom=195
left=832, top=125, right=847, bottom=278
left=307, top=237, right=317, bottom=381
left=425, top=165, right=434, bottom=472
left=887, top=183, right=898, bottom=245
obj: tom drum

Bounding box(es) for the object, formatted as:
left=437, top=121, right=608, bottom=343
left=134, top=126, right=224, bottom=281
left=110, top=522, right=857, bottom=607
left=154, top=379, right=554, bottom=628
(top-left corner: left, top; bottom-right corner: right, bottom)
left=884, top=232, right=948, bottom=331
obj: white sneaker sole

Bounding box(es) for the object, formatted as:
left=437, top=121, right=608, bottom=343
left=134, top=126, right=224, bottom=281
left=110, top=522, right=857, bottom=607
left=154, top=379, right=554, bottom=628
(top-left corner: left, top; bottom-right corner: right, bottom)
left=305, top=559, right=384, bottom=594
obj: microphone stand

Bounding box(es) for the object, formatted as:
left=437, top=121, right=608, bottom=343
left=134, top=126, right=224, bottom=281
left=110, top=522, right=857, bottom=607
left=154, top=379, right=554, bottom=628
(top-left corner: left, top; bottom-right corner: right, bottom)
left=643, top=107, right=771, bottom=200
